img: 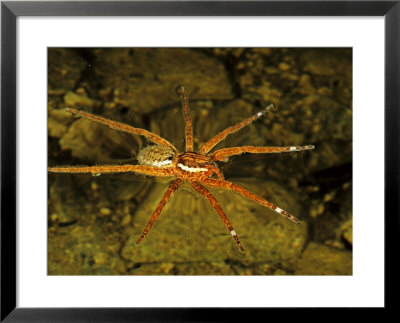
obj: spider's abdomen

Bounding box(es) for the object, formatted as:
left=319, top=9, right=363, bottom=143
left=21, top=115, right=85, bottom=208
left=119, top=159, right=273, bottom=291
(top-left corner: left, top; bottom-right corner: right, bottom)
left=137, top=145, right=175, bottom=167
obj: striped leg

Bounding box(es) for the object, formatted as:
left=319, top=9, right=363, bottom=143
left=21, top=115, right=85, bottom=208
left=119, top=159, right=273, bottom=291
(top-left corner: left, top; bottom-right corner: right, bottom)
left=48, top=164, right=175, bottom=176
left=136, top=179, right=184, bottom=244
left=204, top=178, right=301, bottom=223
left=65, top=108, right=178, bottom=153
left=211, top=145, right=315, bottom=162
left=199, top=104, right=274, bottom=155
left=190, top=181, right=244, bottom=251
left=179, top=86, right=194, bottom=152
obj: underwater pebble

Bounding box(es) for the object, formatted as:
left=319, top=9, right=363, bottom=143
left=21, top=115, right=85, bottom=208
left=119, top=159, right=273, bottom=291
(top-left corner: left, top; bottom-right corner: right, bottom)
left=342, top=227, right=353, bottom=246
left=121, top=214, right=131, bottom=227
left=159, top=263, right=175, bottom=274
left=100, top=207, right=112, bottom=216
left=94, top=252, right=108, bottom=265
left=64, top=91, right=101, bottom=109
left=310, top=203, right=325, bottom=218
left=91, top=181, right=99, bottom=191
left=265, top=66, right=280, bottom=74
left=50, top=213, right=59, bottom=222
left=48, top=117, right=68, bottom=138
left=340, top=219, right=353, bottom=246
left=48, top=88, right=66, bottom=96
left=278, top=62, right=291, bottom=71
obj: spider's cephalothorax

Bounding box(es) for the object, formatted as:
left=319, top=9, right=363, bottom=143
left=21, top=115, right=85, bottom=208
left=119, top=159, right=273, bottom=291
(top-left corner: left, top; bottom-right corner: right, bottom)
left=49, top=86, right=314, bottom=251
left=175, top=152, right=221, bottom=181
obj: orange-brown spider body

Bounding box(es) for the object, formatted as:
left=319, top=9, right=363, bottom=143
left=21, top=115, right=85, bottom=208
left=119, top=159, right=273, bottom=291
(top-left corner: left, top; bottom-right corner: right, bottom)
left=49, top=86, right=314, bottom=251
left=174, top=152, right=222, bottom=181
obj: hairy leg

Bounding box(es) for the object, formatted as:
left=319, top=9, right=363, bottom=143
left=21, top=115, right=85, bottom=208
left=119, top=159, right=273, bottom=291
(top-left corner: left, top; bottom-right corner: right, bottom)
left=190, top=181, right=244, bottom=251
left=136, top=178, right=184, bottom=244
left=65, top=108, right=178, bottom=153
left=199, top=104, right=274, bottom=155
left=211, top=145, right=315, bottom=161
left=48, top=164, right=175, bottom=176
left=204, top=178, right=301, bottom=223
left=213, top=167, right=225, bottom=180
left=179, top=87, right=194, bottom=152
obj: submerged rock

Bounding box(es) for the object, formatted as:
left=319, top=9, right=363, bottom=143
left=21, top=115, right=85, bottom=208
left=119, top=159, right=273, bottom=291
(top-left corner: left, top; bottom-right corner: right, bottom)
left=93, top=48, right=234, bottom=113
left=59, top=117, right=141, bottom=163
left=295, top=242, right=352, bottom=275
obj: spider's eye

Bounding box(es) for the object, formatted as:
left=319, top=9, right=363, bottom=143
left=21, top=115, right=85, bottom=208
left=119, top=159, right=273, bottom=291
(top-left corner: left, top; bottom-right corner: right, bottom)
left=167, top=155, right=174, bottom=160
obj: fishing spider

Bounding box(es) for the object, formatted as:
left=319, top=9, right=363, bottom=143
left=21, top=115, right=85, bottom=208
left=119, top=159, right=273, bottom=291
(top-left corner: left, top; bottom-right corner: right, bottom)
left=49, top=87, right=314, bottom=251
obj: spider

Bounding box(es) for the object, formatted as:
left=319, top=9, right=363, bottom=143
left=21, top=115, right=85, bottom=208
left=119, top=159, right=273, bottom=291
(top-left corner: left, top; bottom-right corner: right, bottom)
left=48, top=87, right=314, bottom=251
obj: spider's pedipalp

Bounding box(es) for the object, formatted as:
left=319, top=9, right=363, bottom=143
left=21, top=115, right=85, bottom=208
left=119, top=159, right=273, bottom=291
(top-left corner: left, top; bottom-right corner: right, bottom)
left=211, top=144, right=315, bottom=161
left=199, top=104, right=274, bottom=155
left=190, top=181, right=244, bottom=251
left=204, top=178, right=301, bottom=224
left=136, top=178, right=183, bottom=245
left=65, top=108, right=178, bottom=153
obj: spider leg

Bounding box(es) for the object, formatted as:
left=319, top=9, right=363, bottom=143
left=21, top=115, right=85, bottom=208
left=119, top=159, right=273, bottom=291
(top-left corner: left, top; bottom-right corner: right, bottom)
left=204, top=178, right=301, bottom=223
left=211, top=145, right=315, bottom=161
left=48, top=164, right=174, bottom=176
left=65, top=108, right=178, bottom=153
left=213, top=167, right=225, bottom=180
left=179, top=86, right=194, bottom=152
left=190, top=181, right=244, bottom=251
left=199, top=104, right=274, bottom=155
left=136, top=178, right=183, bottom=244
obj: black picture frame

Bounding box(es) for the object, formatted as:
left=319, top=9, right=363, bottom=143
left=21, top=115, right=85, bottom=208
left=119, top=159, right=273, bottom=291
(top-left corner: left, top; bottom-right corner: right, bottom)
left=1, top=1, right=398, bottom=321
